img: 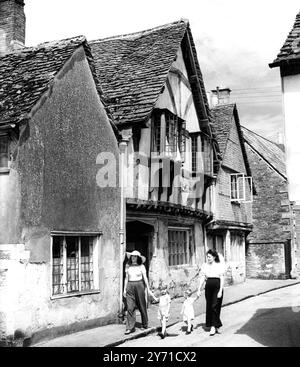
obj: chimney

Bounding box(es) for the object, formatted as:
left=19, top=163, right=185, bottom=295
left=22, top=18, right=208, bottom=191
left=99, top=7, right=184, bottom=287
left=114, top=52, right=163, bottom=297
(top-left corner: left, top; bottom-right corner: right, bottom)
left=211, top=87, right=231, bottom=107
left=0, top=0, right=25, bottom=55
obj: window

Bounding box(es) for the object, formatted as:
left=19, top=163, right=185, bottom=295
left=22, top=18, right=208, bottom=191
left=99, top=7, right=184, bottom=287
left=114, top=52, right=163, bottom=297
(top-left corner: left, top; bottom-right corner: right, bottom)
left=165, top=113, right=177, bottom=154
left=201, top=135, right=213, bottom=176
left=153, top=113, right=161, bottom=153
left=191, top=135, right=198, bottom=174
left=151, top=109, right=186, bottom=157
left=52, top=234, right=99, bottom=297
left=0, top=135, right=9, bottom=171
left=230, top=173, right=253, bottom=202
left=168, top=228, right=192, bottom=266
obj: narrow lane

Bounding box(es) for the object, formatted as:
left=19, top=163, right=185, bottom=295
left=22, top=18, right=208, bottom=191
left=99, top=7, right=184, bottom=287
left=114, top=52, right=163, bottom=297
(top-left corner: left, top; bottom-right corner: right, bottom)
left=119, top=283, right=300, bottom=347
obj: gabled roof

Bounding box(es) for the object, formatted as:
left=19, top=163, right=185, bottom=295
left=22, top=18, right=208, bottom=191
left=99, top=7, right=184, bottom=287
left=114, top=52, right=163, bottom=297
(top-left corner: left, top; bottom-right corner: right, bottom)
left=241, top=126, right=287, bottom=179
left=90, top=19, right=211, bottom=130
left=210, top=103, right=252, bottom=179
left=0, top=35, right=119, bottom=137
left=270, top=10, right=300, bottom=67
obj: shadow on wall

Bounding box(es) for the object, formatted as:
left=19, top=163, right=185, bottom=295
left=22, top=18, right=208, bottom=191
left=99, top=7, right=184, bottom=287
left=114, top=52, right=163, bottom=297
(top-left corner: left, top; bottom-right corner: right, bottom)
left=235, top=306, right=300, bottom=347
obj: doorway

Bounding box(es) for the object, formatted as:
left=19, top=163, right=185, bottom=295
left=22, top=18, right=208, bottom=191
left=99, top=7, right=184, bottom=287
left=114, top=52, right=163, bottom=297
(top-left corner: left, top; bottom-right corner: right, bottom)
left=125, top=220, right=154, bottom=276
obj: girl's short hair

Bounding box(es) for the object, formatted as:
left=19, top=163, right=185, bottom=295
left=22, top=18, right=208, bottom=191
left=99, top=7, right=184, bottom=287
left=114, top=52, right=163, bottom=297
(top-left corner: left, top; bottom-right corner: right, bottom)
left=206, top=249, right=220, bottom=263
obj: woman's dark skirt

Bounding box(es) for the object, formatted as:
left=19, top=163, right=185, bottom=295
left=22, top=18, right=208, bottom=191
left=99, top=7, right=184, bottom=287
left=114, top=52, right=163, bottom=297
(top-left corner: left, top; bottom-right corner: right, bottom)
left=205, top=277, right=223, bottom=328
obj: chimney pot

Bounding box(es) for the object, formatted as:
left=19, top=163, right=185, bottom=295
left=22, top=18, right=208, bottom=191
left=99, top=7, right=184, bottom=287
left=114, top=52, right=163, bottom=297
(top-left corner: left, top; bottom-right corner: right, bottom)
left=211, top=87, right=231, bottom=107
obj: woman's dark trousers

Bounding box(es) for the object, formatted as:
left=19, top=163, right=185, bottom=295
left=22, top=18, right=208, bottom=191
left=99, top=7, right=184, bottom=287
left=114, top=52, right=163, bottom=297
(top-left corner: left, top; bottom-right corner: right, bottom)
left=126, top=280, right=148, bottom=330
left=205, top=277, right=223, bottom=328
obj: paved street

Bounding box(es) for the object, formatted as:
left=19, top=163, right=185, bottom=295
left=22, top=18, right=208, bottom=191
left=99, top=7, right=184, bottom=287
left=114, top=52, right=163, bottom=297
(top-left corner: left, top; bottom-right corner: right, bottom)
left=119, top=283, right=300, bottom=347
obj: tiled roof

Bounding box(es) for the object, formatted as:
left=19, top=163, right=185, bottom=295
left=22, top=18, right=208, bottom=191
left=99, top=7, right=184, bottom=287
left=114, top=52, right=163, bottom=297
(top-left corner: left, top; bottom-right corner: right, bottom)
left=210, top=104, right=235, bottom=157
left=241, top=126, right=287, bottom=179
left=270, top=10, right=300, bottom=67
left=90, top=20, right=211, bottom=127
left=0, top=35, right=119, bottom=137
left=211, top=103, right=253, bottom=181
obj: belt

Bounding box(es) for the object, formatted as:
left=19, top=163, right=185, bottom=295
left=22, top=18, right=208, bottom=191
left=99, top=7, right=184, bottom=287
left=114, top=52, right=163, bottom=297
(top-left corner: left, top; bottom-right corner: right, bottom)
left=128, top=279, right=143, bottom=282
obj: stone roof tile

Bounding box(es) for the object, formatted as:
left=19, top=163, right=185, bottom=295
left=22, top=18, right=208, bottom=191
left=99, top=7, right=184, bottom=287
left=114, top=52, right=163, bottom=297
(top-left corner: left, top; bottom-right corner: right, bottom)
left=270, top=10, right=300, bottom=67
left=90, top=19, right=211, bottom=126
left=0, top=35, right=119, bottom=138
left=241, top=126, right=286, bottom=178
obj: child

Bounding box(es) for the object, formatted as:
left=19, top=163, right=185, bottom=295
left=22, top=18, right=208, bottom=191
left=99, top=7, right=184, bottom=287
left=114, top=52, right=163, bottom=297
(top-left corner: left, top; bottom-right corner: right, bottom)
left=181, top=288, right=198, bottom=334
left=157, top=284, right=171, bottom=339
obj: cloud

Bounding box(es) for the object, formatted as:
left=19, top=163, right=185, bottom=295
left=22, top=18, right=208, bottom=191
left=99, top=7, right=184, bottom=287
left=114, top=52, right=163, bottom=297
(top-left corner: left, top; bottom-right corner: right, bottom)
left=195, top=35, right=284, bottom=141
left=240, top=113, right=284, bottom=142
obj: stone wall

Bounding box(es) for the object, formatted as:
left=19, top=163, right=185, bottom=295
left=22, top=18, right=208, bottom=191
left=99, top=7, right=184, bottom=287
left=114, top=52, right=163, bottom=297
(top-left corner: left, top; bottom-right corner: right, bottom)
left=246, top=242, right=290, bottom=279
left=245, top=146, right=291, bottom=244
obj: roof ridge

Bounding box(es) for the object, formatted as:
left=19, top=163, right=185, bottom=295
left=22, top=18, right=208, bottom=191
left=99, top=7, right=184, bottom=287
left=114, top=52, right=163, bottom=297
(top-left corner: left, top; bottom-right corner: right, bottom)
left=37, top=35, right=86, bottom=48
left=211, top=103, right=236, bottom=109
left=90, top=19, right=188, bottom=43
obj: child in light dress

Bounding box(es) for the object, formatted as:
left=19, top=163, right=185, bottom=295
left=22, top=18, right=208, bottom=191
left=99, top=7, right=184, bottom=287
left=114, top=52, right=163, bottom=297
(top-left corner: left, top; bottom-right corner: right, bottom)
left=181, top=288, right=199, bottom=334
left=157, top=284, right=171, bottom=339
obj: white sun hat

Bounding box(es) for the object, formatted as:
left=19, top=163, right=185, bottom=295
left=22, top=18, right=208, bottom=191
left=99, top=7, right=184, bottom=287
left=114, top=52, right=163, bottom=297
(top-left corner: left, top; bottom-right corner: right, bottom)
left=126, top=250, right=146, bottom=264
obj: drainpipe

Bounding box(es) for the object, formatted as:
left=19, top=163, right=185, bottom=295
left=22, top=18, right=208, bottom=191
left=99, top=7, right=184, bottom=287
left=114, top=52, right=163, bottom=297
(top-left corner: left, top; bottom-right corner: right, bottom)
left=119, top=137, right=129, bottom=314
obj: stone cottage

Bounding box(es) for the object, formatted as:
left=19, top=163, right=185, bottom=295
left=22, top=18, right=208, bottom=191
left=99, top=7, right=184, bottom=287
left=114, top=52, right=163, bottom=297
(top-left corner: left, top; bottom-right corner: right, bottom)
left=90, top=20, right=221, bottom=295
left=0, top=0, right=121, bottom=346
left=208, top=90, right=253, bottom=285
left=242, top=127, right=294, bottom=279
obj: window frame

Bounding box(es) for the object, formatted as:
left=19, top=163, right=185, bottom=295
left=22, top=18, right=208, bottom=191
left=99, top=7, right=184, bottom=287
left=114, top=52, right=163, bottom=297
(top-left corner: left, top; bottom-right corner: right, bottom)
left=0, top=133, right=10, bottom=173
left=168, top=226, right=193, bottom=267
left=151, top=109, right=186, bottom=158
left=191, top=134, right=198, bottom=174
left=50, top=231, right=101, bottom=300
left=230, top=173, right=253, bottom=203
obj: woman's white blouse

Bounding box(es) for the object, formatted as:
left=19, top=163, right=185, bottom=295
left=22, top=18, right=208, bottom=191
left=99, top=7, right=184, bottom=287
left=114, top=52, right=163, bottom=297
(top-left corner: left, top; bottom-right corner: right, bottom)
left=126, top=264, right=146, bottom=281
left=200, top=262, right=225, bottom=278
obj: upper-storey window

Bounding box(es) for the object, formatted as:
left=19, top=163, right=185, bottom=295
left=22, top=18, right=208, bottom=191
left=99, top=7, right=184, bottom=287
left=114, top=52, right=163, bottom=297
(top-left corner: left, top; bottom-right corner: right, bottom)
left=201, top=134, right=213, bottom=176
left=191, top=135, right=198, bottom=174
left=230, top=173, right=253, bottom=203
left=190, top=132, right=214, bottom=177
left=0, top=134, right=9, bottom=172
left=152, top=109, right=187, bottom=159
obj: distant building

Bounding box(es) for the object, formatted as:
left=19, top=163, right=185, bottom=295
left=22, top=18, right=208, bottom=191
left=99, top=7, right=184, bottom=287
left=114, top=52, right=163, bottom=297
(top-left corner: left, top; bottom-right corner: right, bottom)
left=209, top=91, right=253, bottom=285
left=242, top=127, right=295, bottom=279
left=269, top=9, right=300, bottom=275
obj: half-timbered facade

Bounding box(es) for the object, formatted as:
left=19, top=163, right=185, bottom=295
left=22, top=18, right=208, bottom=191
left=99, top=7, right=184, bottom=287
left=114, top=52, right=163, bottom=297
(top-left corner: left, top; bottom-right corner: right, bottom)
left=91, top=20, right=220, bottom=295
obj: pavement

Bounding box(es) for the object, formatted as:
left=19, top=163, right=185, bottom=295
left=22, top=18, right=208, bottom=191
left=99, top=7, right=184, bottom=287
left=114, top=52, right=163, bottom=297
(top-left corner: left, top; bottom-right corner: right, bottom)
left=33, top=278, right=300, bottom=347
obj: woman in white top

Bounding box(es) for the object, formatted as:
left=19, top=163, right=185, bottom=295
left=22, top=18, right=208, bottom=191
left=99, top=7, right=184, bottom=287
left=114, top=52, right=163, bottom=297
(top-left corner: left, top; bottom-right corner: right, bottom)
left=123, top=250, right=157, bottom=334
left=197, top=249, right=225, bottom=336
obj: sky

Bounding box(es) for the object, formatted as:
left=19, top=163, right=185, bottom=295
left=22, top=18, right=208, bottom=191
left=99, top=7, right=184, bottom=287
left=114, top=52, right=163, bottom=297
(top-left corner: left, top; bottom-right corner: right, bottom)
left=24, top=0, right=300, bottom=142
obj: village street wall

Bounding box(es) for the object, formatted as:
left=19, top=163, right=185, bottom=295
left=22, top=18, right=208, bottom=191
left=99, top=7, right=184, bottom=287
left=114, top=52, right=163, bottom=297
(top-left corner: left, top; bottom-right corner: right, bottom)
left=0, top=47, right=121, bottom=345
left=245, top=145, right=292, bottom=279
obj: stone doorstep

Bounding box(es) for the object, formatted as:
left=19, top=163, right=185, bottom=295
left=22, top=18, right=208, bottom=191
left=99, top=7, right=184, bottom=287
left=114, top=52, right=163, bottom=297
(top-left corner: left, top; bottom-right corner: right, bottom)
left=103, top=279, right=300, bottom=347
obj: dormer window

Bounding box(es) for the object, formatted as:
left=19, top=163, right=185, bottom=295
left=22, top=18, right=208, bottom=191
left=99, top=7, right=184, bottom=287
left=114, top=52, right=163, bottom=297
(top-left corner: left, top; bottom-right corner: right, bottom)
left=0, top=134, right=9, bottom=173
